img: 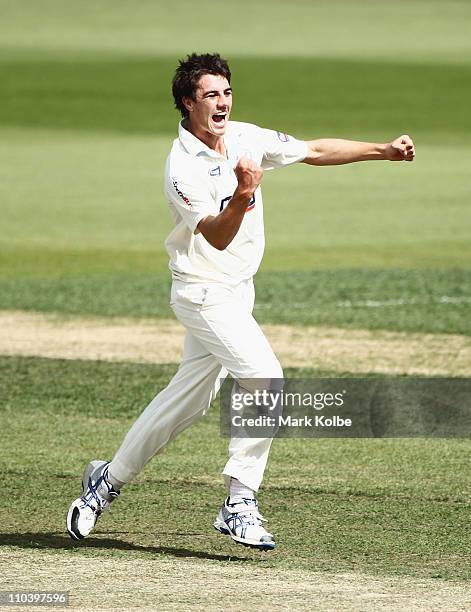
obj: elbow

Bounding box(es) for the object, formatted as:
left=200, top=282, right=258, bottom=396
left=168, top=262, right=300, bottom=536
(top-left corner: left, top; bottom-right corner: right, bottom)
left=205, top=232, right=231, bottom=251
left=302, top=147, right=323, bottom=166
left=303, top=140, right=334, bottom=165
left=197, top=218, right=230, bottom=250
left=212, top=239, right=229, bottom=251
left=212, top=235, right=235, bottom=250
left=202, top=234, right=228, bottom=250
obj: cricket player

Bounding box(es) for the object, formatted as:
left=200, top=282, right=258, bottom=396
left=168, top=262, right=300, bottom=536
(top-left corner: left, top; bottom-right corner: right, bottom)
left=67, top=53, right=415, bottom=550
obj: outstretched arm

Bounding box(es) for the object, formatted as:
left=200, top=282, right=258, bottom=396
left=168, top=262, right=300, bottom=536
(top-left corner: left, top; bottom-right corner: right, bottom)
left=302, top=134, right=415, bottom=166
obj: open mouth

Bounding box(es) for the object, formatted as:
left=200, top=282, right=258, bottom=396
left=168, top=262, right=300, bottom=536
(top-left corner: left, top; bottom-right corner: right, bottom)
left=212, top=113, right=227, bottom=125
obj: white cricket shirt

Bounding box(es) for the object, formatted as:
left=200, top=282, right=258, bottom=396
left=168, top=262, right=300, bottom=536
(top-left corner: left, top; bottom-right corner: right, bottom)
left=164, top=120, right=308, bottom=285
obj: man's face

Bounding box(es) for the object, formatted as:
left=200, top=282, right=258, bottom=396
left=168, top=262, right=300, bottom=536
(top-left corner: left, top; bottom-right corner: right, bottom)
left=184, top=73, right=232, bottom=137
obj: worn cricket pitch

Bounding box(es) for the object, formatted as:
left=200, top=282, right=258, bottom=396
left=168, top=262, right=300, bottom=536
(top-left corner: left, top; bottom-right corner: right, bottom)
left=1, top=310, right=469, bottom=376
left=2, top=548, right=471, bottom=611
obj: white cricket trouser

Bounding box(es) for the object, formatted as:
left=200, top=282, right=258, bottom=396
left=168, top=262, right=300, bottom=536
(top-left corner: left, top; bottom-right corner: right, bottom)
left=109, top=278, right=283, bottom=492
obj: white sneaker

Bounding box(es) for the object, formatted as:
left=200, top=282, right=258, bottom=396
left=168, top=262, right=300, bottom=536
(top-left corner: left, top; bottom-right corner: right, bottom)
left=214, top=497, right=275, bottom=550
left=66, top=460, right=119, bottom=540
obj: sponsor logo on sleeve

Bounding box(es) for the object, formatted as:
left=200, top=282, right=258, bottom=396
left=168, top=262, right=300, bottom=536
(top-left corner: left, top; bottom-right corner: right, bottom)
left=276, top=131, right=290, bottom=142
left=172, top=177, right=192, bottom=207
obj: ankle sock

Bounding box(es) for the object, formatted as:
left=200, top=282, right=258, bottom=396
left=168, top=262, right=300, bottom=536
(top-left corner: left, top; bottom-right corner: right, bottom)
left=229, top=477, right=254, bottom=501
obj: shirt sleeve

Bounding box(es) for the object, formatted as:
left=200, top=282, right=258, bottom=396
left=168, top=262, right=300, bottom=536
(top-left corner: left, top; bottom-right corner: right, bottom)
left=258, top=127, right=309, bottom=171
left=164, top=171, right=215, bottom=233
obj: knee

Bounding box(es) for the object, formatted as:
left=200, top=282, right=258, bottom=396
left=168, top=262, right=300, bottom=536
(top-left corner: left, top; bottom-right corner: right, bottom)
left=237, top=359, right=284, bottom=394
left=272, top=360, right=284, bottom=383
left=255, top=356, right=284, bottom=382
left=260, top=358, right=284, bottom=389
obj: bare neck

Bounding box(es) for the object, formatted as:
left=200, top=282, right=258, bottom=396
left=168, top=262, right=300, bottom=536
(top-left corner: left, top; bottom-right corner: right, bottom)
left=187, top=120, right=227, bottom=158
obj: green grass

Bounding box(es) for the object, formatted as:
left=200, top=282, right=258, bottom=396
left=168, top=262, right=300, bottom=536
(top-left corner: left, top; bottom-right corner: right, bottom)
left=0, top=268, right=469, bottom=334
left=1, top=2, right=470, bottom=603
left=1, top=6, right=470, bottom=330
left=0, top=268, right=471, bottom=335
left=1, top=355, right=470, bottom=580
left=1, top=50, right=470, bottom=320
left=2, top=55, right=471, bottom=141
left=1, top=0, right=471, bottom=65
left=1, top=131, right=470, bottom=269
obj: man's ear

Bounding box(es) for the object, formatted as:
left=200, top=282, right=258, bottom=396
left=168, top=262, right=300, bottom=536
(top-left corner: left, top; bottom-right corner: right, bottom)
left=182, top=96, right=194, bottom=114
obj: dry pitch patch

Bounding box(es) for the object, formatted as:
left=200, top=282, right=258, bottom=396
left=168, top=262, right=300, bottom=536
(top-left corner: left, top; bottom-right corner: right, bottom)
left=2, top=548, right=471, bottom=611
left=0, top=310, right=469, bottom=376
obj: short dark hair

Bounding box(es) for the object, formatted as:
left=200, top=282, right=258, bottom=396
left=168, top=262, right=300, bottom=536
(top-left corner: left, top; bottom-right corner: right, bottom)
left=172, top=53, right=231, bottom=118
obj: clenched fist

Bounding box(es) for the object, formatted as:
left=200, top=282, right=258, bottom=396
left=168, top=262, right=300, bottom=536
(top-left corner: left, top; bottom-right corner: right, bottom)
left=385, top=135, right=415, bottom=162
left=234, top=155, right=264, bottom=197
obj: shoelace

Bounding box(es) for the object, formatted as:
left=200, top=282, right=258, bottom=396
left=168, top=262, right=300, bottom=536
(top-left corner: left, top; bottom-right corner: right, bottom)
left=80, top=473, right=114, bottom=512
left=227, top=498, right=267, bottom=525
left=236, top=508, right=267, bottom=524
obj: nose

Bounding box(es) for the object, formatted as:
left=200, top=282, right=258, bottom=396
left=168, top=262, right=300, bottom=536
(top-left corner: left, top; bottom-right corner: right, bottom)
left=217, top=94, right=230, bottom=109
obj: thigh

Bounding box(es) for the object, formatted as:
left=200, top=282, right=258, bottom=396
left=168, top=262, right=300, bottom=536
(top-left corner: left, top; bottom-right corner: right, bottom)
left=172, top=283, right=282, bottom=381
left=180, top=329, right=228, bottom=403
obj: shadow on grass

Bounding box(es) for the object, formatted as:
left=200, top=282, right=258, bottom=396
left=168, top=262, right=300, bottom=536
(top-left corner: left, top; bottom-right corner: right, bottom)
left=0, top=532, right=250, bottom=562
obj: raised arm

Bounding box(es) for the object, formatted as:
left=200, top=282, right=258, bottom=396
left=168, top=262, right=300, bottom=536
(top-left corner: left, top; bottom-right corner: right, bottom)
left=197, top=156, right=263, bottom=251
left=302, top=134, right=415, bottom=166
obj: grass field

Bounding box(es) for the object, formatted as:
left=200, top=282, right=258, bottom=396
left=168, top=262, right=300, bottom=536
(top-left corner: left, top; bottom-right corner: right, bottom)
left=2, top=357, right=471, bottom=607
left=1, top=1, right=470, bottom=609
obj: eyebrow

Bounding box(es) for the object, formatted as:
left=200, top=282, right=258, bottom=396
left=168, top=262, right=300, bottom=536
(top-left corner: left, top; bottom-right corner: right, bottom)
left=202, top=87, right=233, bottom=97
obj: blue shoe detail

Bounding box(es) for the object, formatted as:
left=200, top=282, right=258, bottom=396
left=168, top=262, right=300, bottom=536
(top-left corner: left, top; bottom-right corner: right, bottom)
left=66, top=460, right=119, bottom=540
left=214, top=497, right=275, bottom=550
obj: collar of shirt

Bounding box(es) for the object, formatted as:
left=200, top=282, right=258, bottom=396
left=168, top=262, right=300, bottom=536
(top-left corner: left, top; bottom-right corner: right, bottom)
left=178, top=120, right=238, bottom=165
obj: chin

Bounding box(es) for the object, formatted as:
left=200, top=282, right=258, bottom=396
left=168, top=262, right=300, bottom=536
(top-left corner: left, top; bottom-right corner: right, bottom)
left=209, top=126, right=226, bottom=136
left=209, top=119, right=229, bottom=135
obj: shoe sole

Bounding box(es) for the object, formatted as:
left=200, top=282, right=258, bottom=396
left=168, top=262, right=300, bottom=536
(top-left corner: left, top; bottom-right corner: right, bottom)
left=214, top=521, right=276, bottom=551
left=66, top=498, right=85, bottom=540
left=66, top=460, right=108, bottom=541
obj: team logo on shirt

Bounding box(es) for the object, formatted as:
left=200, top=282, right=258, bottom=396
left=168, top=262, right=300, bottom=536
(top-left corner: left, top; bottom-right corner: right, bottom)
left=220, top=194, right=255, bottom=212
left=209, top=166, right=221, bottom=177
left=172, top=178, right=192, bottom=207
left=277, top=131, right=290, bottom=142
